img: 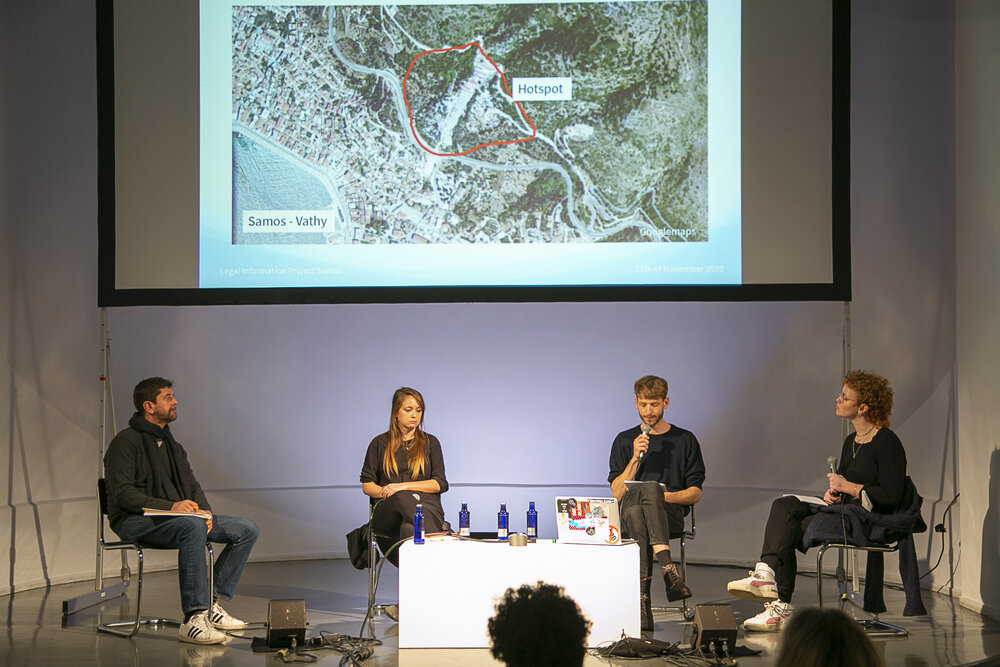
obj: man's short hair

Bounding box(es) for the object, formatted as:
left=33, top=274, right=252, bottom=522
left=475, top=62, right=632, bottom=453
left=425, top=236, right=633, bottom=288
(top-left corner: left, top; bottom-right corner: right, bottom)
left=634, top=375, right=668, bottom=400
left=133, top=377, right=172, bottom=412
left=488, top=582, right=591, bottom=667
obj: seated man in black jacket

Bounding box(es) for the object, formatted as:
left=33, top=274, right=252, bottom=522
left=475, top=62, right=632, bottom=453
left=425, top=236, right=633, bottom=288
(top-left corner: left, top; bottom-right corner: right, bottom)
left=105, top=377, right=259, bottom=645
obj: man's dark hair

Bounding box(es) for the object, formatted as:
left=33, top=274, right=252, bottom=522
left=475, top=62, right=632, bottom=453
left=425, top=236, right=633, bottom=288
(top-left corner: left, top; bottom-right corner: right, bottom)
left=133, top=377, right=172, bottom=412
left=488, top=582, right=591, bottom=667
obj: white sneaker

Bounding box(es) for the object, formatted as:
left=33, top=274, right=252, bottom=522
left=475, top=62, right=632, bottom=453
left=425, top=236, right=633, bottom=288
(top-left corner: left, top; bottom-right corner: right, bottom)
left=208, top=602, right=247, bottom=630
left=743, top=601, right=793, bottom=632
left=727, top=562, right=779, bottom=601
left=179, top=610, right=227, bottom=644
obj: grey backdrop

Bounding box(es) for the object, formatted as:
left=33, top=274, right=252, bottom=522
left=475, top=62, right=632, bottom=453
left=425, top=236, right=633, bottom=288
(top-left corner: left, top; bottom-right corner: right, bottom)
left=3, top=0, right=996, bottom=620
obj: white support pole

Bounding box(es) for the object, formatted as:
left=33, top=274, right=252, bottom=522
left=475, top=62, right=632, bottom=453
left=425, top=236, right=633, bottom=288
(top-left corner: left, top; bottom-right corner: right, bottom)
left=95, top=307, right=107, bottom=589
left=62, top=308, right=126, bottom=615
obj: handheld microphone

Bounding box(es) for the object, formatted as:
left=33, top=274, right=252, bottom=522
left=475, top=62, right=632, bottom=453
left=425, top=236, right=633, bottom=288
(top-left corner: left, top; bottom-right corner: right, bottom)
left=639, top=424, right=651, bottom=461
left=827, top=456, right=839, bottom=497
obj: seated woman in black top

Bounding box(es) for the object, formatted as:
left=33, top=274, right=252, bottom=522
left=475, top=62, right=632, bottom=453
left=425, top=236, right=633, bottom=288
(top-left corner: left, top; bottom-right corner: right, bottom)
left=727, top=370, right=907, bottom=632
left=360, top=387, right=448, bottom=566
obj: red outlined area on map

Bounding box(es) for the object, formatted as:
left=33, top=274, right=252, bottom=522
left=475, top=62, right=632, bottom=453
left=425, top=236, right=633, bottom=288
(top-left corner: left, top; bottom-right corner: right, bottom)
left=402, top=42, right=536, bottom=157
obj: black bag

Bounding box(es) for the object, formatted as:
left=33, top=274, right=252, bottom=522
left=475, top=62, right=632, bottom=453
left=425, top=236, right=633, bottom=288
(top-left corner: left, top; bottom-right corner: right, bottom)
left=346, top=523, right=378, bottom=570
left=594, top=635, right=679, bottom=658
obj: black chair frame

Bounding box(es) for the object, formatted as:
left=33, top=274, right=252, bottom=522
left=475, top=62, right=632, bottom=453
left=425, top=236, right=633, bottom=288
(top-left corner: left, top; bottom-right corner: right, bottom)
left=361, top=498, right=451, bottom=636
left=816, top=540, right=907, bottom=637
left=96, top=478, right=215, bottom=638
left=366, top=500, right=396, bottom=623
left=651, top=505, right=697, bottom=620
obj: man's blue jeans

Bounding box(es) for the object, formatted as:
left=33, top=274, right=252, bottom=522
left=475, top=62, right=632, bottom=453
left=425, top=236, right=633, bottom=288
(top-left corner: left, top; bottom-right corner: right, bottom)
left=115, top=514, right=259, bottom=616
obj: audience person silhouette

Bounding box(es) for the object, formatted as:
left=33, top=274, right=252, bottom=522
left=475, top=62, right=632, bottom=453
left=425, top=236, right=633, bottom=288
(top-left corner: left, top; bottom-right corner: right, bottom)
left=488, top=582, right=591, bottom=667
left=774, top=607, right=884, bottom=667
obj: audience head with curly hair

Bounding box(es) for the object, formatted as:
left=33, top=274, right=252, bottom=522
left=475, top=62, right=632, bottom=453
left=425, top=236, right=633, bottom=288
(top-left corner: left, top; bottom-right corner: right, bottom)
left=488, top=581, right=591, bottom=667
left=775, top=607, right=884, bottom=667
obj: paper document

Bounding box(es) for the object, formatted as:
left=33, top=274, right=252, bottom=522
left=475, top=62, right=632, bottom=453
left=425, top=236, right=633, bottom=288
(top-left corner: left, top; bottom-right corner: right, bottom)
left=624, top=481, right=667, bottom=491
left=783, top=494, right=826, bottom=505
left=143, top=508, right=212, bottom=519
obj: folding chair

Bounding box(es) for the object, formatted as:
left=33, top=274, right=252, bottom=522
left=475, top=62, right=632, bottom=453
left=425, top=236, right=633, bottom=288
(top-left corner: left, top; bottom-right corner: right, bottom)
left=816, top=539, right=907, bottom=636
left=94, top=478, right=214, bottom=638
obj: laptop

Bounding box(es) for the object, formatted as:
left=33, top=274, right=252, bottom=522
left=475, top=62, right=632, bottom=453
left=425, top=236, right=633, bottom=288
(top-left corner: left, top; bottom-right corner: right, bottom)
left=554, top=497, right=623, bottom=545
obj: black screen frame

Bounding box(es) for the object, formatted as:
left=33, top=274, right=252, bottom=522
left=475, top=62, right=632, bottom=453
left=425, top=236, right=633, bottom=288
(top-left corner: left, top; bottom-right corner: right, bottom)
left=96, top=0, right=851, bottom=306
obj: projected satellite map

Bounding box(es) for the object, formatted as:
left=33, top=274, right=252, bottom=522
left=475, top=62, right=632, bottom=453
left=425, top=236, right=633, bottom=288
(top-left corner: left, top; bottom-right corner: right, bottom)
left=231, top=2, right=708, bottom=246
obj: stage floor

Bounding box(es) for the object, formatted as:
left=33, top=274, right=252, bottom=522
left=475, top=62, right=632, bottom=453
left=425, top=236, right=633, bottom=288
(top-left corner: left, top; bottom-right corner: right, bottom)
left=6, top=559, right=1000, bottom=666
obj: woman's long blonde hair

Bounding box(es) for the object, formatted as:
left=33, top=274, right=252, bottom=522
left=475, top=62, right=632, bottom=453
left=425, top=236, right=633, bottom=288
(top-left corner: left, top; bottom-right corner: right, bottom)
left=383, top=387, right=428, bottom=479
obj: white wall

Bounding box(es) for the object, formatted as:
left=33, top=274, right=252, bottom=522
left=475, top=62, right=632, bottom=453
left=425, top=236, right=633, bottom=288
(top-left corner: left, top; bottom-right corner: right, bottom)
left=1, top=0, right=968, bottom=610
left=850, top=0, right=960, bottom=599
left=1, top=0, right=103, bottom=591
left=956, top=0, right=1000, bottom=620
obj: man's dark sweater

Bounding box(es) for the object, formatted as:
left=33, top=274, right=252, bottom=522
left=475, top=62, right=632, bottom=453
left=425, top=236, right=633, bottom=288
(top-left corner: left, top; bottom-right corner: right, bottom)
left=104, top=413, right=211, bottom=532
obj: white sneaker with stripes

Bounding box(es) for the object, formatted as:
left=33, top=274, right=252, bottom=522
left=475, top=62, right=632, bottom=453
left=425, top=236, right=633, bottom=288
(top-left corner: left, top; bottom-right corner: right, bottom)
left=208, top=602, right=247, bottom=630
left=179, top=610, right=227, bottom=644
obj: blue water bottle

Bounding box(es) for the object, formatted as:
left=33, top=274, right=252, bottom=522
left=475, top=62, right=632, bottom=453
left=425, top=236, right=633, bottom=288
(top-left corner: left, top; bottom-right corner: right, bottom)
left=459, top=502, right=471, bottom=537
left=526, top=501, right=538, bottom=542
left=497, top=502, right=509, bottom=541
left=413, top=503, right=425, bottom=544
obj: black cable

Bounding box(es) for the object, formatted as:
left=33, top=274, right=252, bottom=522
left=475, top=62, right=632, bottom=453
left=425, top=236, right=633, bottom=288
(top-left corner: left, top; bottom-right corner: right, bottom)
left=829, top=463, right=850, bottom=611
left=301, top=631, right=381, bottom=667
left=590, top=633, right=727, bottom=666
left=219, top=620, right=268, bottom=641
left=920, top=493, right=959, bottom=581
left=919, top=527, right=947, bottom=582
left=276, top=637, right=319, bottom=664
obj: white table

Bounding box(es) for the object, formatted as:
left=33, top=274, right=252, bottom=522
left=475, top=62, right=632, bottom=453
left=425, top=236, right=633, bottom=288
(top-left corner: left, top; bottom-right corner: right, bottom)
left=397, top=536, right=639, bottom=648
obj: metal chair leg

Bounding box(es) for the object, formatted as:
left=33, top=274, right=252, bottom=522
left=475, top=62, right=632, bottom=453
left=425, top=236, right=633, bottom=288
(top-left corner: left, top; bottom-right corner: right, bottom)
left=651, top=536, right=695, bottom=620
left=817, top=541, right=907, bottom=637
left=366, top=502, right=396, bottom=625
left=97, top=539, right=214, bottom=638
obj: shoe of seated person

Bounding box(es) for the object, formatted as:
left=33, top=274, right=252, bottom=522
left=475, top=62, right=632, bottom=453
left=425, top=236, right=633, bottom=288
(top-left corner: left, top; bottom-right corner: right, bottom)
left=640, top=593, right=653, bottom=632
left=662, top=563, right=692, bottom=601
left=384, top=604, right=399, bottom=622
left=743, top=601, right=793, bottom=632
left=208, top=602, right=247, bottom=630
left=727, top=562, right=779, bottom=601
left=179, top=610, right=227, bottom=644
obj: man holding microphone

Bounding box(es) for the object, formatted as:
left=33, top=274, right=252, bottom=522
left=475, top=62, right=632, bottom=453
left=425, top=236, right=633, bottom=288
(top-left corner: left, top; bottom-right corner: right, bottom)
left=609, top=375, right=705, bottom=631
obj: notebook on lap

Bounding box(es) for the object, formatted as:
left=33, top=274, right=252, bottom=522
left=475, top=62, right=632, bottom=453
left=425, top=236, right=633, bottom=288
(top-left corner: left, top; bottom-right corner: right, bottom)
left=554, top=497, right=622, bottom=545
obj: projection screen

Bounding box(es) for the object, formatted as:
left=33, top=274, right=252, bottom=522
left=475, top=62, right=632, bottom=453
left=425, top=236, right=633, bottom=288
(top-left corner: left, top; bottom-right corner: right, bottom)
left=97, top=0, right=850, bottom=305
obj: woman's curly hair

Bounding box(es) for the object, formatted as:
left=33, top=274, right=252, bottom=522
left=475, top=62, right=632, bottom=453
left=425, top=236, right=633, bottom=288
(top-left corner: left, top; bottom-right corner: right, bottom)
left=843, top=370, right=893, bottom=428
left=488, top=582, right=591, bottom=667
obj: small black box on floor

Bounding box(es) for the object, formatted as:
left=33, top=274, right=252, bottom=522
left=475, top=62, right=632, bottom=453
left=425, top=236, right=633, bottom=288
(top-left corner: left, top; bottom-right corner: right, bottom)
left=267, top=599, right=306, bottom=649
left=692, top=604, right=738, bottom=651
